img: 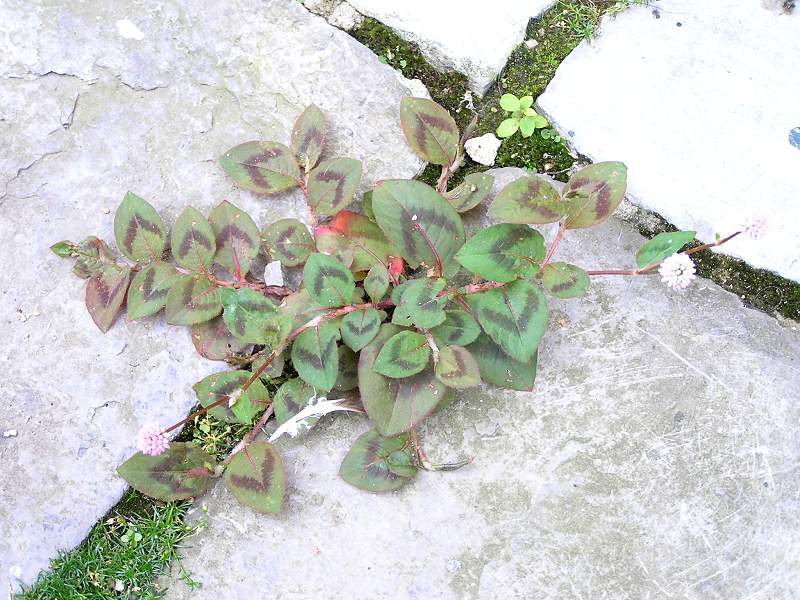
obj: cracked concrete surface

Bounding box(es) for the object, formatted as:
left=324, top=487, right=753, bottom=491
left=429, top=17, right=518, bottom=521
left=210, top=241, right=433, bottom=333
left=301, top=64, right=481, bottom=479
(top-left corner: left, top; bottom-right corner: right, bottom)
left=160, top=169, right=800, bottom=600
left=0, top=0, right=424, bottom=592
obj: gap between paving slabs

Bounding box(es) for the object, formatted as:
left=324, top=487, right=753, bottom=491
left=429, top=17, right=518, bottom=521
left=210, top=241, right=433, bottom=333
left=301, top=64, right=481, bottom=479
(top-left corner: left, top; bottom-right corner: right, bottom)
left=21, top=1, right=800, bottom=596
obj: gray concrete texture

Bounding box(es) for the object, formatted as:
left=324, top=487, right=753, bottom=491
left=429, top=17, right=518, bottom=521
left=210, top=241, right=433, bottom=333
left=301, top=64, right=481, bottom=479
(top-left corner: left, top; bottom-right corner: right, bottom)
left=161, top=168, right=800, bottom=600
left=0, top=0, right=424, bottom=592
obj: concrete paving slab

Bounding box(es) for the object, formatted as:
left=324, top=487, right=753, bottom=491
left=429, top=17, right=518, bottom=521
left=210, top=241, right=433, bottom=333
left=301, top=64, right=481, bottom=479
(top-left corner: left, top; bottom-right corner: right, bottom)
left=538, top=0, right=800, bottom=282
left=343, top=0, right=555, bottom=95
left=161, top=168, right=800, bottom=600
left=0, top=0, right=424, bottom=592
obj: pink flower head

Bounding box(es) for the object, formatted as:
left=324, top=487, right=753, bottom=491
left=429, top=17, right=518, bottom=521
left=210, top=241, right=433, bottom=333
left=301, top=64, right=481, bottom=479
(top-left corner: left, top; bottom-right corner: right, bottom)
left=137, top=422, right=169, bottom=456
left=741, top=214, right=768, bottom=240
left=659, top=253, right=696, bottom=291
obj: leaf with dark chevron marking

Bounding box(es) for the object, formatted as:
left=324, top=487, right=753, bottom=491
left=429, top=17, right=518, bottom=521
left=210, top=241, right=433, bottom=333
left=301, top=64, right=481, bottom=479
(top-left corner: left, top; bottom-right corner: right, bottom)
left=334, top=345, right=359, bottom=392
left=303, top=253, right=355, bottom=308
left=339, top=430, right=417, bottom=492
left=117, top=443, right=216, bottom=501
left=280, top=289, right=330, bottom=330
left=434, top=345, right=481, bottom=389
left=636, top=230, right=696, bottom=268
left=445, top=172, right=494, bottom=213
left=364, top=264, right=390, bottom=302
left=466, top=333, right=537, bottom=391
left=541, top=262, right=590, bottom=299
left=208, top=201, right=261, bottom=277
left=290, top=322, right=340, bottom=391
left=165, top=274, right=222, bottom=325
left=359, top=324, right=450, bottom=436
left=372, top=180, right=465, bottom=270
left=374, top=330, right=431, bottom=378
left=127, top=262, right=178, bottom=320
left=193, top=370, right=268, bottom=424
left=85, top=264, right=131, bottom=333
left=562, top=162, right=627, bottom=229
left=323, top=210, right=399, bottom=272
left=220, top=141, right=301, bottom=195
left=113, top=192, right=167, bottom=263
left=455, top=223, right=545, bottom=282
left=220, top=287, right=281, bottom=344
left=391, top=277, right=447, bottom=328
left=341, top=308, right=381, bottom=351
left=191, top=316, right=252, bottom=361
left=263, top=218, right=314, bottom=267
left=273, top=378, right=317, bottom=425
left=488, top=176, right=565, bottom=224
left=59, top=236, right=116, bottom=279
left=307, top=158, right=362, bottom=217
left=224, top=441, right=285, bottom=514
left=430, top=309, right=481, bottom=347
left=290, top=104, right=326, bottom=172
left=466, top=279, right=548, bottom=363
left=252, top=349, right=285, bottom=381
left=171, top=207, right=215, bottom=272
left=399, top=97, right=459, bottom=166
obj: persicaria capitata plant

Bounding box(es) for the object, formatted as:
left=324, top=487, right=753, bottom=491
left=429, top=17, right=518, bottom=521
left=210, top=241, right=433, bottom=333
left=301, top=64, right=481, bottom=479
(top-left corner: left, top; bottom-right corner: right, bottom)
left=52, top=98, right=760, bottom=513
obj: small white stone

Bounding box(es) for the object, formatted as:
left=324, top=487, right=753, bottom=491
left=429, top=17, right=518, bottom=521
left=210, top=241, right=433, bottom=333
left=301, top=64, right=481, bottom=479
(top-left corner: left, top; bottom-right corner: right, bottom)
left=446, top=559, right=461, bottom=573
left=525, top=38, right=538, bottom=49
left=3, top=429, right=18, bottom=438
left=263, top=261, right=284, bottom=287
left=329, top=3, right=363, bottom=30
left=115, top=579, right=125, bottom=592
left=116, top=19, right=144, bottom=40
left=9, top=565, right=22, bottom=578
left=464, top=133, right=502, bottom=166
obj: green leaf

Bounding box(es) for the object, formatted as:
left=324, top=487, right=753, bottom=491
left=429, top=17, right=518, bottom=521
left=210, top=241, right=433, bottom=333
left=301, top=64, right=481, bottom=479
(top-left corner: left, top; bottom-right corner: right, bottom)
left=303, top=253, right=355, bottom=308
left=391, top=277, right=447, bottom=328
left=636, top=230, right=696, bottom=268
left=364, top=264, right=390, bottom=302
left=290, top=104, right=325, bottom=172
left=435, top=345, right=481, bottom=389
left=518, top=95, right=534, bottom=110
left=466, top=333, right=537, bottom=391
left=307, top=158, right=362, bottom=217
left=291, top=322, right=340, bottom=391
left=225, top=442, right=285, bottom=514
left=534, top=114, right=549, bottom=128
left=334, top=345, right=359, bottom=392
left=220, top=141, right=301, bottom=195
left=488, top=176, right=564, bottom=224
left=339, top=430, right=416, bottom=492
left=372, top=180, right=465, bottom=270
left=54, top=237, right=117, bottom=279
left=519, top=115, right=537, bottom=137
left=374, top=330, right=431, bottom=378
left=359, top=324, right=450, bottom=435
left=445, top=173, right=494, bottom=213
left=541, top=262, right=590, bottom=299
left=117, top=443, right=216, bottom=501
left=127, top=262, right=178, bottom=320
left=341, top=308, right=381, bottom=352
left=455, top=224, right=545, bottom=282
left=170, top=207, right=214, bottom=271
left=191, top=316, right=251, bottom=361
left=496, top=118, right=519, bottom=138
left=281, top=289, right=329, bottom=330
left=262, top=218, right=314, bottom=267
left=252, top=349, right=285, bottom=380
left=208, top=201, right=261, bottom=277
left=50, top=240, right=74, bottom=258
left=113, top=192, right=167, bottom=263
left=399, top=97, right=459, bottom=165
left=273, top=378, right=316, bottom=425
left=430, top=310, right=481, bottom=347
left=85, top=265, right=131, bottom=333
left=362, top=190, right=376, bottom=222
left=499, top=93, right=520, bottom=112
left=192, top=370, right=268, bottom=424
left=562, top=162, right=628, bottom=229
left=165, top=275, right=222, bottom=325
left=466, top=279, right=548, bottom=363
left=219, top=287, right=281, bottom=344
left=321, top=210, right=399, bottom=272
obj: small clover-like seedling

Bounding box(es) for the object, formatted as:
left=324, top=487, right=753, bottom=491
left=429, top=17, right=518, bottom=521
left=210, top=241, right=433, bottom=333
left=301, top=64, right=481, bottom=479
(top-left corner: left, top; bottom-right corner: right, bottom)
left=52, top=97, right=760, bottom=515
left=496, top=93, right=549, bottom=139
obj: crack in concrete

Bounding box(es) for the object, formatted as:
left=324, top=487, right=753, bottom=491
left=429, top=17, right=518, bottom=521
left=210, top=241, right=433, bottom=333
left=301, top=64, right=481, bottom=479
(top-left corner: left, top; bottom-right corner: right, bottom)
left=0, top=150, right=64, bottom=205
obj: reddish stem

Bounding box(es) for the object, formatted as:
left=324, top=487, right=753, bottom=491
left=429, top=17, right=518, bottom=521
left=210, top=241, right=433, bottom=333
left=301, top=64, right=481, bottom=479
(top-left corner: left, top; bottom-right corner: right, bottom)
left=541, top=220, right=566, bottom=269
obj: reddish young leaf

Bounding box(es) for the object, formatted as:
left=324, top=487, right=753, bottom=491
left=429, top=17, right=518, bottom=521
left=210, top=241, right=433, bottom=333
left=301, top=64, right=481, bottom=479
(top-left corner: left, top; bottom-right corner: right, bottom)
left=85, top=265, right=131, bottom=333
